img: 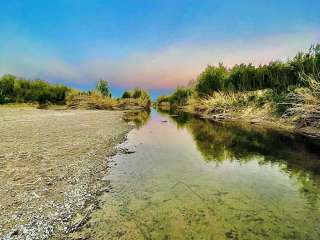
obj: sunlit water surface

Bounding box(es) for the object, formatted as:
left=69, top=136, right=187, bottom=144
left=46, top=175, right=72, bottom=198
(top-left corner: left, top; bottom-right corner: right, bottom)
left=81, top=110, right=320, bottom=239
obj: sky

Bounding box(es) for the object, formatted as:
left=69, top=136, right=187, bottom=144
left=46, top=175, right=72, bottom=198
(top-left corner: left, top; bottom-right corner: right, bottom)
left=0, top=0, right=319, bottom=98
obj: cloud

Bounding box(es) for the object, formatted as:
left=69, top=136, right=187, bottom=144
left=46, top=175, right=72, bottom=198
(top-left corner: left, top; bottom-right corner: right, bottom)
left=83, top=30, right=319, bottom=89
left=0, top=30, right=319, bottom=90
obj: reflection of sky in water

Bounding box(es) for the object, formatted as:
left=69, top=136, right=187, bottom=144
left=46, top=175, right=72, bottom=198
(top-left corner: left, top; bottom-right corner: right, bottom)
left=80, top=110, right=320, bottom=239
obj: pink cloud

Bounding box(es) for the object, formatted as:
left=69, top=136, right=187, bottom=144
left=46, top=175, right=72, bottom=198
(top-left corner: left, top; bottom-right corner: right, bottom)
left=1, top=30, right=319, bottom=89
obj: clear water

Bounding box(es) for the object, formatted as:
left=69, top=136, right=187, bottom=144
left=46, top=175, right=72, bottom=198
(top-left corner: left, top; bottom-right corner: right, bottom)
left=80, top=110, right=320, bottom=240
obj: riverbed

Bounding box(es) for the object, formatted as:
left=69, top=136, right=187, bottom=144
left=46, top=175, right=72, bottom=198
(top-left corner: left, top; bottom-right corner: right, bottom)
left=74, top=109, right=320, bottom=239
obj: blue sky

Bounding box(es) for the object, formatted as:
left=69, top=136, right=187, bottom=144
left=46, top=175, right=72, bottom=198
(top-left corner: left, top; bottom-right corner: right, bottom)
left=0, top=0, right=319, bottom=98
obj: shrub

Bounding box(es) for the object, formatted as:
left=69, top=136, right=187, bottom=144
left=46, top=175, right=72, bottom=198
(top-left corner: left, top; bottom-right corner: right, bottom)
left=119, top=88, right=151, bottom=109
left=121, top=91, right=132, bottom=99
left=169, top=87, right=193, bottom=106
left=95, top=79, right=112, bottom=97
left=131, top=88, right=143, bottom=99
left=67, top=93, right=117, bottom=110
left=156, top=95, right=170, bottom=104
left=0, top=74, right=71, bottom=104
left=195, top=64, right=228, bottom=96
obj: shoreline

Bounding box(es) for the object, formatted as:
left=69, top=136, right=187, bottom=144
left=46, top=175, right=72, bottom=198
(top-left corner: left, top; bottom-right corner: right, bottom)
left=0, top=108, right=133, bottom=239
left=162, top=105, right=320, bottom=141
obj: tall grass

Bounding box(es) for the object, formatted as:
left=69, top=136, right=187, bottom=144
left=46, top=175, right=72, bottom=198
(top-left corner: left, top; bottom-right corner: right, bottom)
left=67, top=93, right=117, bottom=110
left=194, top=89, right=274, bottom=117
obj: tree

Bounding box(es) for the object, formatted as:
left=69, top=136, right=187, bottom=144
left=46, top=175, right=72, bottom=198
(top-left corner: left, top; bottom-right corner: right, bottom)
left=195, top=63, right=228, bottom=96
left=95, top=79, right=111, bottom=97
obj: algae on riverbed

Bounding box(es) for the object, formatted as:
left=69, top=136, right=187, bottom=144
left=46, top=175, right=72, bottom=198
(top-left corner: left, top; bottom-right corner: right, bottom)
left=74, top=110, right=320, bottom=240
left=0, top=109, right=129, bottom=239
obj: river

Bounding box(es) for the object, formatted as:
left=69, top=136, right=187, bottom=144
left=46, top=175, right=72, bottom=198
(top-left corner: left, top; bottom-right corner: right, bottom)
left=78, top=109, right=320, bottom=239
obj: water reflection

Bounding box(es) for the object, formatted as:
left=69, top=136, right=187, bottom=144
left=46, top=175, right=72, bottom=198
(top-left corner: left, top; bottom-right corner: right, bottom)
left=76, top=109, right=320, bottom=239
left=161, top=109, right=320, bottom=206
left=123, top=110, right=151, bottom=129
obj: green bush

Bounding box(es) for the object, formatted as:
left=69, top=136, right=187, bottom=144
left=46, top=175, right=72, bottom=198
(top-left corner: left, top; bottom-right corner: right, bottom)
left=120, top=88, right=151, bottom=109
left=169, top=87, right=193, bottom=106
left=196, top=64, right=228, bottom=96
left=131, top=88, right=143, bottom=99
left=121, top=91, right=132, bottom=99
left=156, top=95, right=170, bottom=104
left=193, top=44, right=320, bottom=95
left=95, top=79, right=112, bottom=97
left=0, top=74, right=71, bottom=104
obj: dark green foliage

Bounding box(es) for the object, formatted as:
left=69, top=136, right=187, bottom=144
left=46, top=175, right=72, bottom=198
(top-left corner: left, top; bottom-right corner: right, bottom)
left=156, top=95, right=170, bottom=104
left=169, top=87, right=193, bottom=105
left=131, top=88, right=144, bottom=99
left=130, top=88, right=151, bottom=101
left=95, top=79, right=112, bottom=97
left=121, top=91, right=131, bottom=99
left=196, top=63, right=228, bottom=96
left=157, top=88, right=193, bottom=106
left=0, top=74, right=70, bottom=104
left=120, top=88, right=152, bottom=109
left=195, top=44, right=320, bottom=95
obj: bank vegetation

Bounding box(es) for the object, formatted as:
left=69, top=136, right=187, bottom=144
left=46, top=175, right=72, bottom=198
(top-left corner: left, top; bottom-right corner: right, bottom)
left=156, top=44, right=320, bottom=138
left=0, top=76, right=151, bottom=110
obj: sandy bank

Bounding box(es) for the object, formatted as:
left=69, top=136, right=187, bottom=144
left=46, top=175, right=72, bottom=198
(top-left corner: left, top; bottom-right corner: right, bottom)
left=0, top=109, right=130, bottom=239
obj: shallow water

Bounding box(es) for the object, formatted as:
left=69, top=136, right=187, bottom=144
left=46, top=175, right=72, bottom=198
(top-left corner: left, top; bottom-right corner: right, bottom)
left=83, top=110, right=320, bottom=239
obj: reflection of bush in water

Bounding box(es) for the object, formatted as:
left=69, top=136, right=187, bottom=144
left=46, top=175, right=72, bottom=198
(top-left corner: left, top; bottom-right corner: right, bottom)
left=123, top=110, right=151, bottom=129
left=181, top=117, right=319, bottom=166
left=168, top=113, right=320, bottom=205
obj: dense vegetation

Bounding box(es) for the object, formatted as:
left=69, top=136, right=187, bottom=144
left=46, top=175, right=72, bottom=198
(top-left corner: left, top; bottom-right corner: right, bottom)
left=158, top=44, right=319, bottom=103
left=0, top=74, right=70, bottom=104
left=0, top=75, right=151, bottom=110
left=195, top=44, right=320, bottom=95
left=67, top=86, right=151, bottom=110
left=157, top=44, right=320, bottom=131
left=119, top=87, right=151, bottom=109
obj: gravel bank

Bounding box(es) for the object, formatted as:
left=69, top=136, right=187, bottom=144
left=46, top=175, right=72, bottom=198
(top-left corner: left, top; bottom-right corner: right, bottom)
left=0, top=109, right=130, bottom=239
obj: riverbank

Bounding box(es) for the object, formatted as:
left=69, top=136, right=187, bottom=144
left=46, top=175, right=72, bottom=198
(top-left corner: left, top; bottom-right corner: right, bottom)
left=165, top=105, right=320, bottom=140
left=0, top=108, right=132, bottom=239
left=157, top=87, right=320, bottom=140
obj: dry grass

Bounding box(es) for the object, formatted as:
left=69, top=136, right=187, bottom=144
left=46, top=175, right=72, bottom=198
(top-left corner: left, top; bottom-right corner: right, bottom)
left=0, top=103, right=38, bottom=109
left=181, top=89, right=286, bottom=129
left=183, top=74, right=320, bottom=135
left=117, top=97, right=151, bottom=110
left=190, top=90, right=271, bottom=116
left=282, top=74, right=320, bottom=128
left=67, top=93, right=150, bottom=110
left=67, top=93, right=118, bottom=110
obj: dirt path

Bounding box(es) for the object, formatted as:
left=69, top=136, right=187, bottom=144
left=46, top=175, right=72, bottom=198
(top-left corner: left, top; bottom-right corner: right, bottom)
left=0, top=109, right=130, bottom=239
